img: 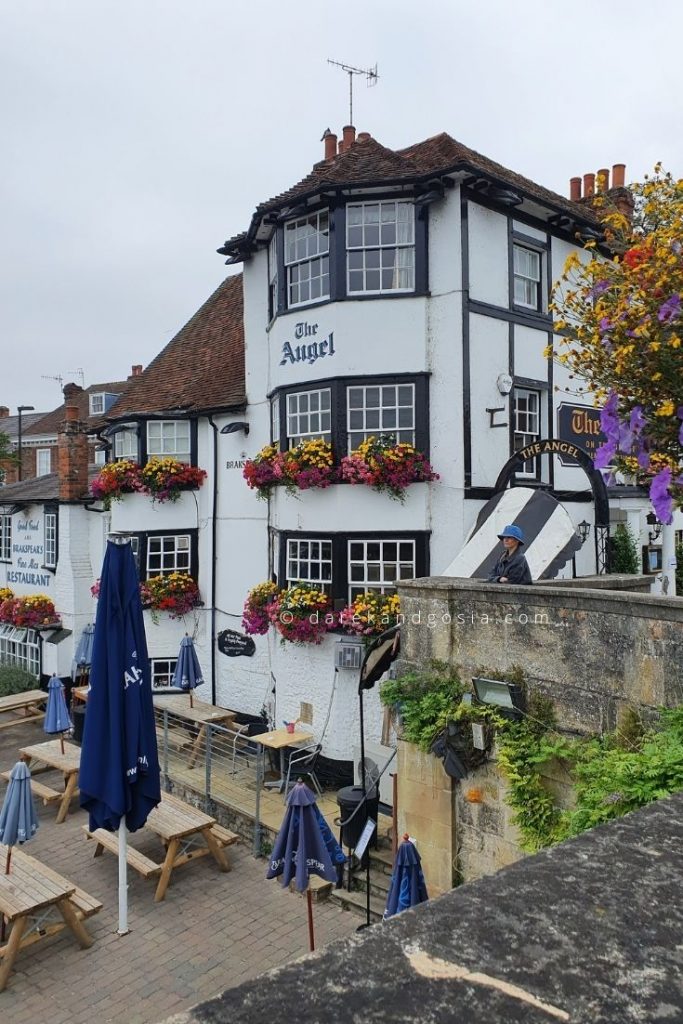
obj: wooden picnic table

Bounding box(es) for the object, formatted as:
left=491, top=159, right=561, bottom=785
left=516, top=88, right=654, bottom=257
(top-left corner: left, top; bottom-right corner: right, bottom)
left=0, top=690, right=47, bottom=731
left=153, top=694, right=236, bottom=769
left=84, top=791, right=238, bottom=902
left=16, top=739, right=81, bottom=824
left=0, top=846, right=101, bottom=991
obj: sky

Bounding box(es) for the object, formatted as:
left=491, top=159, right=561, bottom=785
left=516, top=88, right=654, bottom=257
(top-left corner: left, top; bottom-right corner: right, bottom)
left=1, top=0, right=682, bottom=413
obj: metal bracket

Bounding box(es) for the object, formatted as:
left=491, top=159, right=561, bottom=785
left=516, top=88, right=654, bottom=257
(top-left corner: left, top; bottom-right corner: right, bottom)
left=486, top=407, right=508, bottom=429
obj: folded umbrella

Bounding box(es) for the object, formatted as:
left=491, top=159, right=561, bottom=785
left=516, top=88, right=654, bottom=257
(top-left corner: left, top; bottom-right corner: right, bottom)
left=171, top=634, right=204, bottom=707
left=383, top=834, right=429, bottom=920
left=44, top=675, right=72, bottom=754
left=0, top=762, right=39, bottom=874
left=71, top=623, right=95, bottom=681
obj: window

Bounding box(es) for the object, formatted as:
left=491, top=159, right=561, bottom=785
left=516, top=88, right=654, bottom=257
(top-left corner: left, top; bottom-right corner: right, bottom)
left=0, top=626, right=40, bottom=677
left=284, top=211, right=330, bottom=307
left=89, top=393, right=105, bottom=416
left=44, top=512, right=57, bottom=568
left=286, top=389, right=331, bottom=446
left=36, top=449, right=51, bottom=476
left=150, top=658, right=178, bottom=690
left=0, top=515, right=11, bottom=561
left=513, top=387, right=541, bottom=476
left=94, top=448, right=107, bottom=466
left=347, top=384, right=415, bottom=450
left=271, top=395, right=280, bottom=446
left=286, top=538, right=332, bottom=591
left=513, top=245, right=542, bottom=309
left=114, top=427, right=139, bottom=461
left=146, top=534, right=191, bottom=578
left=347, top=201, right=415, bottom=294
left=348, top=539, right=416, bottom=602
left=146, top=420, right=191, bottom=462
left=268, top=232, right=279, bottom=320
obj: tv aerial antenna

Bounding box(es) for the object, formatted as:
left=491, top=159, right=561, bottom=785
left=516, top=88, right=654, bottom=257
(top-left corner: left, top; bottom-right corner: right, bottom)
left=65, top=368, right=85, bottom=387
left=41, top=373, right=64, bottom=390
left=327, top=59, right=379, bottom=125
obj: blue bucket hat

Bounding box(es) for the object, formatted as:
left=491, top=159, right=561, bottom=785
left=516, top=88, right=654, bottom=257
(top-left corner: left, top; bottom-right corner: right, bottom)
left=498, top=524, right=524, bottom=544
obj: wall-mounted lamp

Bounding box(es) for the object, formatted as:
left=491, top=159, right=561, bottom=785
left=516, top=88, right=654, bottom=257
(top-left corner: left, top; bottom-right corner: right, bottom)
left=496, top=373, right=513, bottom=395
left=472, top=677, right=524, bottom=722
left=220, top=422, right=250, bottom=436
left=646, top=511, right=662, bottom=543
left=577, top=520, right=591, bottom=543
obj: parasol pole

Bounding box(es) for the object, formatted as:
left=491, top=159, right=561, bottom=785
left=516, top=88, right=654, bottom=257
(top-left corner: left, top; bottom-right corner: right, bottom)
left=117, top=820, right=129, bottom=935
left=60, top=733, right=65, bottom=755
left=5, top=848, right=10, bottom=874
left=306, top=889, right=315, bottom=952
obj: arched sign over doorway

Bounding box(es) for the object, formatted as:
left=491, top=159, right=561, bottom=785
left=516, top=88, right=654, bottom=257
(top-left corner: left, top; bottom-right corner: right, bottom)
left=493, top=438, right=610, bottom=572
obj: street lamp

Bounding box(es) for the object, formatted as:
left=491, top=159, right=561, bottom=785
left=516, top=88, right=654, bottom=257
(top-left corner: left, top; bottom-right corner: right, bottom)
left=577, top=520, right=591, bottom=543
left=646, top=511, right=662, bottom=543
left=16, top=405, right=35, bottom=482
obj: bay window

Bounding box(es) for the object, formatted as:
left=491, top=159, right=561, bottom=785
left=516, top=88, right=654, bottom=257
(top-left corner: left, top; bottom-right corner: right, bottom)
left=286, top=389, right=332, bottom=446
left=114, top=427, right=139, bottom=461
left=346, top=201, right=415, bottom=294
left=347, top=383, right=415, bottom=450
left=0, top=626, right=40, bottom=677
left=146, top=420, right=191, bottom=463
left=284, top=211, right=330, bottom=307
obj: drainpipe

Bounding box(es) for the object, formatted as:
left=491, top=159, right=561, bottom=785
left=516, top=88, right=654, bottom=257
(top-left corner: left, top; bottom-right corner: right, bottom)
left=207, top=415, right=219, bottom=703
left=660, top=522, right=677, bottom=597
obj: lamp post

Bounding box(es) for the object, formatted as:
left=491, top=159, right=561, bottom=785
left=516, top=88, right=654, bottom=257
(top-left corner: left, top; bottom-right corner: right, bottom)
left=16, top=405, right=35, bottom=482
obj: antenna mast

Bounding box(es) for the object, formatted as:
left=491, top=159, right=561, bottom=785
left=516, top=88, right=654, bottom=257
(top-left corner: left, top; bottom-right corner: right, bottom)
left=327, top=59, right=379, bottom=124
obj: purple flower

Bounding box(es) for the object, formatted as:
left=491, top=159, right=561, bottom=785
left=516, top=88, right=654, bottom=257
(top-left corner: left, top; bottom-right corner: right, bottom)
left=629, top=406, right=646, bottom=434
left=650, top=467, right=674, bottom=525
left=599, top=316, right=612, bottom=332
left=594, top=440, right=616, bottom=469
left=591, top=279, right=610, bottom=297
left=657, top=294, right=681, bottom=325
left=637, top=448, right=651, bottom=470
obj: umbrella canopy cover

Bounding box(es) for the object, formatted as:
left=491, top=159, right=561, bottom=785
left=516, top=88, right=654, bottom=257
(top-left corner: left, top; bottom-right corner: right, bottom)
left=171, top=635, right=204, bottom=693
left=72, top=623, right=96, bottom=680
left=267, top=781, right=345, bottom=893
left=383, top=836, right=429, bottom=920
left=0, top=762, right=39, bottom=847
left=44, top=676, right=72, bottom=736
left=79, top=539, right=161, bottom=833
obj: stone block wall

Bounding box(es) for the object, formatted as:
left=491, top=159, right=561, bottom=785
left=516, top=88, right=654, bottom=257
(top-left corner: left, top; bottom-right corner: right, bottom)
left=396, top=740, right=457, bottom=896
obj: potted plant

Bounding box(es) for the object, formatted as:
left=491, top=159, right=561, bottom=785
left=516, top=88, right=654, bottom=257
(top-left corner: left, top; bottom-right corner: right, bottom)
left=242, top=581, right=280, bottom=635
left=140, top=573, right=201, bottom=620
left=340, top=434, right=438, bottom=502
left=277, top=439, right=336, bottom=492
left=91, top=459, right=142, bottom=508
left=339, top=591, right=402, bottom=639
left=268, top=584, right=336, bottom=644
left=243, top=444, right=282, bottom=500
left=140, top=457, right=207, bottom=503
left=0, top=594, right=61, bottom=629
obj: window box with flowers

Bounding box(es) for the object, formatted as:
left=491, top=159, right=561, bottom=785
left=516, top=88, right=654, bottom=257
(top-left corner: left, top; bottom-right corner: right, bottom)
left=340, top=434, right=438, bottom=502
left=91, top=460, right=142, bottom=508
left=338, top=591, right=402, bottom=639
left=268, top=584, right=336, bottom=645
left=242, top=581, right=280, bottom=635
left=140, top=573, right=201, bottom=620
left=0, top=593, right=61, bottom=629
left=139, top=458, right=207, bottom=503
left=243, top=441, right=336, bottom=500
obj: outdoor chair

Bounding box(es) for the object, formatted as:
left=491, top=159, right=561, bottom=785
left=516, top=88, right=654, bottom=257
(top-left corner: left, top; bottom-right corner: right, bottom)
left=230, top=721, right=273, bottom=776
left=283, top=743, right=323, bottom=799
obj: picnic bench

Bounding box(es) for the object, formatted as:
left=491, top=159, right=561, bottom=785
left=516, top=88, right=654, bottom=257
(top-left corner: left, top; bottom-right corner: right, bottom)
left=17, top=739, right=81, bottom=824
left=153, top=695, right=236, bottom=769
left=84, top=791, right=238, bottom=902
left=0, top=846, right=101, bottom=991
left=0, top=690, right=47, bottom=731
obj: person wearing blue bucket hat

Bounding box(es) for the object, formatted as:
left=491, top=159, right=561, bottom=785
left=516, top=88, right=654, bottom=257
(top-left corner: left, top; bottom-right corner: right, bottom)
left=488, top=524, right=532, bottom=584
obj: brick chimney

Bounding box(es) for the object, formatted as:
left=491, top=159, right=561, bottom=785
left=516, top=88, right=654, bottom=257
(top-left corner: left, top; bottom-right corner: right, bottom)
left=322, top=129, right=337, bottom=161
left=131, top=364, right=142, bottom=377
left=341, top=125, right=356, bottom=152
left=58, top=402, right=89, bottom=502
left=569, top=163, right=633, bottom=220
left=0, top=407, right=9, bottom=418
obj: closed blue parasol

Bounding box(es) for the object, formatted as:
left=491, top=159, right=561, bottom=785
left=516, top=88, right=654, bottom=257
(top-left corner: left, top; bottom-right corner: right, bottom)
left=44, top=675, right=71, bottom=754
left=0, top=762, right=39, bottom=874
left=267, top=780, right=345, bottom=951
left=383, top=834, right=429, bottom=920
left=71, top=623, right=95, bottom=681
left=79, top=535, right=160, bottom=934
left=171, top=634, right=203, bottom=706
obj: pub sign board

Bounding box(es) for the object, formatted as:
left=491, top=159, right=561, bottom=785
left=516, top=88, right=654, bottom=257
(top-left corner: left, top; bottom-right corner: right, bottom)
left=217, top=629, right=256, bottom=658
left=557, top=403, right=606, bottom=465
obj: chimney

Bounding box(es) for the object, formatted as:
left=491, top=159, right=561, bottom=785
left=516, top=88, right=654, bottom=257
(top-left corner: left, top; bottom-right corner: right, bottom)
left=357, top=131, right=371, bottom=143
left=58, top=401, right=89, bottom=502
left=612, top=163, right=626, bottom=188
left=323, top=131, right=337, bottom=161
left=338, top=139, right=344, bottom=155
left=582, top=173, right=595, bottom=198
left=341, top=125, right=356, bottom=152
left=131, top=364, right=142, bottom=377
left=569, top=176, right=582, bottom=201
left=63, top=382, right=84, bottom=401
left=597, top=168, right=610, bottom=192
left=0, top=406, right=9, bottom=418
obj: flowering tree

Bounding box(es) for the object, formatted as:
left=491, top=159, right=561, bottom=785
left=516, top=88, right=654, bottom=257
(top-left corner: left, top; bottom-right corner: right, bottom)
left=552, top=166, right=683, bottom=522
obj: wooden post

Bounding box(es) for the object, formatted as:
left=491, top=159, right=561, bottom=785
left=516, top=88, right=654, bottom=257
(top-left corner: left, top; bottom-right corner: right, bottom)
left=306, top=889, right=315, bottom=952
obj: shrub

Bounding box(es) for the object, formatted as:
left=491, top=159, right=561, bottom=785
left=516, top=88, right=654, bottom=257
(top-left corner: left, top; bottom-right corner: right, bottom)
left=380, top=660, right=464, bottom=751
left=0, top=666, right=39, bottom=697
left=610, top=523, right=640, bottom=574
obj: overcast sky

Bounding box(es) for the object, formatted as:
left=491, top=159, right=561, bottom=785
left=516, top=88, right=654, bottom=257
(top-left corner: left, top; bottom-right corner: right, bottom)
left=2, top=0, right=682, bottom=413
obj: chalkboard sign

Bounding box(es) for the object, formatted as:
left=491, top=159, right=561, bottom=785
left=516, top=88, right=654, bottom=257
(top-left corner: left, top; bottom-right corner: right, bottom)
left=217, top=629, right=256, bottom=658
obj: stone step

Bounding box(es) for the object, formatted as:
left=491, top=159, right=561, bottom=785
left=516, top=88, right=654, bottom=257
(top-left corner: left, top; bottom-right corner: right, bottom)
left=369, top=846, right=394, bottom=873
left=350, top=866, right=392, bottom=901
left=328, top=886, right=385, bottom=923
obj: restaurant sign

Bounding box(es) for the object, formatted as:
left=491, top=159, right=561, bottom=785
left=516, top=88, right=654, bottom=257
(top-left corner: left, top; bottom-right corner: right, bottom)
left=5, top=515, right=52, bottom=590
left=557, top=403, right=606, bottom=466
left=217, top=629, right=256, bottom=658
left=280, top=321, right=335, bottom=367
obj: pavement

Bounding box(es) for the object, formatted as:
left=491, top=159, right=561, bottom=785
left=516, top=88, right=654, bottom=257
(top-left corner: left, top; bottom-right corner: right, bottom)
left=0, top=715, right=357, bottom=1024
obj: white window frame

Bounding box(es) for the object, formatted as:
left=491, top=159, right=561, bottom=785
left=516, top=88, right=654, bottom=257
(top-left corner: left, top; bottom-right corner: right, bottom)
left=0, top=626, right=40, bottom=677
left=146, top=420, right=191, bottom=462
left=346, top=200, right=415, bottom=295
left=286, top=389, right=332, bottom=447
left=0, top=514, right=11, bottom=562
left=114, top=426, right=139, bottom=461
left=271, top=395, right=280, bottom=446
left=284, top=210, right=330, bottom=308
left=146, top=534, right=191, bottom=579
left=44, top=512, right=57, bottom=568
left=347, top=539, right=416, bottom=603
left=286, top=538, right=333, bottom=591
left=347, top=383, right=416, bottom=451
left=513, top=245, right=542, bottom=310
left=150, top=658, right=179, bottom=691
left=94, top=448, right=107, bottom=466
left=36, top=448, right=52, bottom=476
left=513, top=387, right=542, bottom=477
left=268, top=232, right=279, bottom=319
left=89, top=393, right=105, bottom=416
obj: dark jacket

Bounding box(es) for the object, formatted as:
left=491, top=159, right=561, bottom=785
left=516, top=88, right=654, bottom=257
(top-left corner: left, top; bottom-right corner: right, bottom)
left=488, top=548, right=532, bottom=585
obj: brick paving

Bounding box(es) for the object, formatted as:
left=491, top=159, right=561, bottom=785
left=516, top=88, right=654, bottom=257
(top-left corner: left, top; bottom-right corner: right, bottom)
left=0, top=716, right=357, bottom=1023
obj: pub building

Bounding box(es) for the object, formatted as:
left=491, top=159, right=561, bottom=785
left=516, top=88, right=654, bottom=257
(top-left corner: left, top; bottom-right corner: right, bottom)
left=3, top=128, right=680, bottom=779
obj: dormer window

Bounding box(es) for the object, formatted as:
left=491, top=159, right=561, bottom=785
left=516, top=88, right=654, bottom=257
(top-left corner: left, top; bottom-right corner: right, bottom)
left=89, top=392, right=119, bottom=416
left=284, top=211, right=330, bottom=307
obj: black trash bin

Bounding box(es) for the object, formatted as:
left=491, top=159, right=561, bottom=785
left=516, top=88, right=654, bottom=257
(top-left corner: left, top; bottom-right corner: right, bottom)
left=72, top=705, right=86, bottom=744
left=336, top=785, right=379, bottom=851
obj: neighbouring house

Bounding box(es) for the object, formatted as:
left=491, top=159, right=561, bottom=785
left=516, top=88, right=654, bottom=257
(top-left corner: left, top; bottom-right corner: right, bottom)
left=0, top=407, right=50, bottom=485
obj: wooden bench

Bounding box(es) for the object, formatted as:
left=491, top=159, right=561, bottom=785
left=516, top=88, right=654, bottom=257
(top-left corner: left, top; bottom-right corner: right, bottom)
left=0, top=770, right=62, bottom=806
left=83, top=826, right=162, bottom=879
left=70, top=887, right=103, bottom=920
left=209, top=824, right=239, bottom=851
left=155, top=725, right=193, bottom=752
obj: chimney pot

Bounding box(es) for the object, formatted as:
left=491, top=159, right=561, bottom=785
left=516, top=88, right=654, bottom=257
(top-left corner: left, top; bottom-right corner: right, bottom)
left=357, top=131, right=371, bottom=143
left=597, top=168, right=610, bottom=192
left=338, top=139, right=344, bottom=155
left=63, top=382, right=83, bottom=400
left=324, top=132, right=338, bottom=161
left=612, top=163, right=626, bottom=189
left=569, top=176, right=582, bottom=201
left=131, top=364, right=142, bottom=376
left=583, top=172, right=596, bottom=198
left=0, top=406, right=9, bottom=418
left=341, top=124, right=356, bottom=152
left=64, top=403, right=79, bottom=423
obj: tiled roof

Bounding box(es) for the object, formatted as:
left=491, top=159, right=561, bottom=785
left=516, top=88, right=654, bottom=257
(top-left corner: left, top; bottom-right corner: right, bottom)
left=0, top=468, right=100, bottom=505
left=26, top=381, right=130, bottom=437
left=221, top=131, right=598, bottom=254
left=0, top=413, right=49, bottom=441
left=106, top=274, right=245, bottom=420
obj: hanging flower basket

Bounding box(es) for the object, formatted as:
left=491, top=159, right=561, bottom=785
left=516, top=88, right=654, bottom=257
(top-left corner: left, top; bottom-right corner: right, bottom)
left=0, top=587, right=14, bottom=605
left=91, top=460, right=142, bottom=508
left=0, top=594, right=61, bottom=629
left=140, top=573, right=201, bottom=620
left=243, top=441, right=336, bottom=499
left=340, top=435, right=438, bottom=502
left=242, top=581, right=280, bottom=635
left=339, top=591, right=402, bottom=638
left=268, top=584, right=336, bottom=645
left=139, top=458, right=207, bottom=503
left=243, top=444, right=282, bottom=500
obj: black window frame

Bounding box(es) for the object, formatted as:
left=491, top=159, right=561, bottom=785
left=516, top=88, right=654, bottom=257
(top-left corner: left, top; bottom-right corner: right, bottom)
left=130, top=529, right=199, bottom=582
left=270, top=373, right=430, bottom=459
left=275, top=530, right=429, bottom=610
left=510, top=233, right=548, bottom=315
left=510, top=379, right=549, bottom=483
left=0, top=513, right=11, bottom=563
left=42, top=503, right=58, bottom=571
left=107, top=418, right=198, bottom=467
